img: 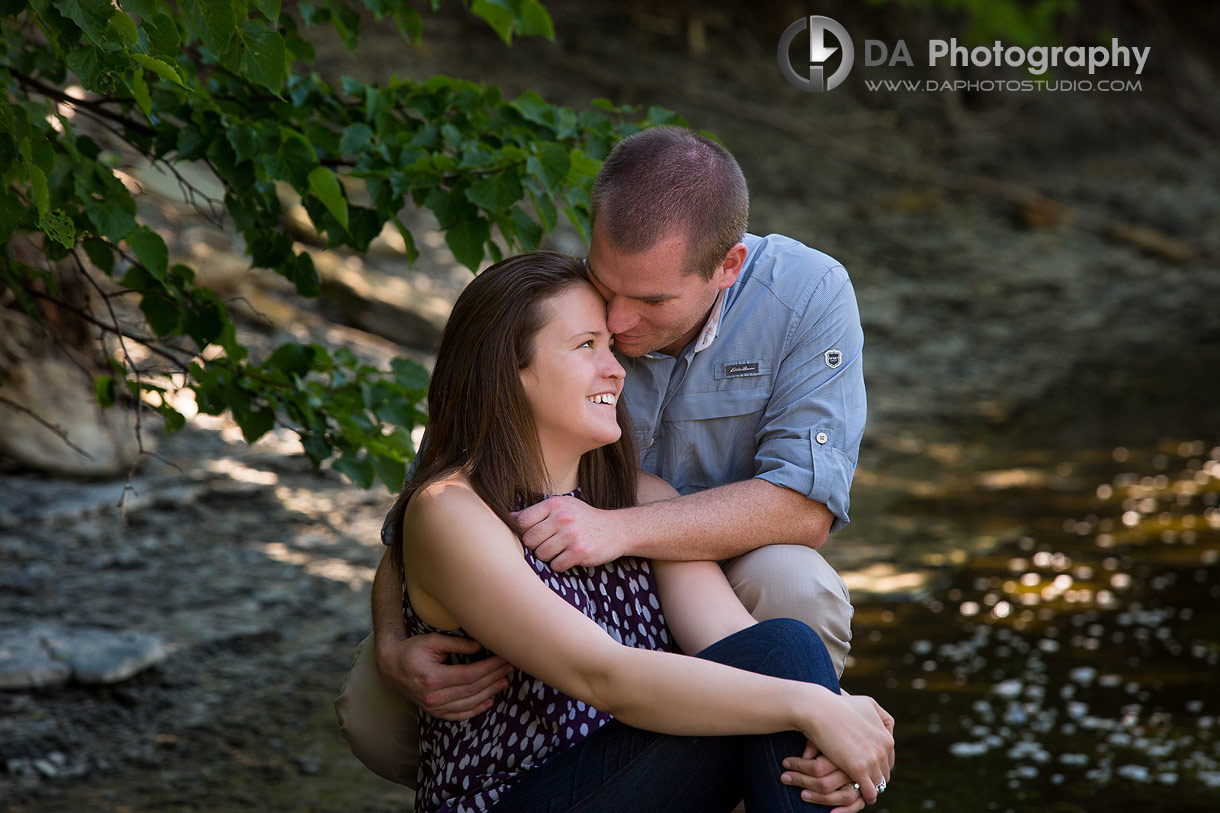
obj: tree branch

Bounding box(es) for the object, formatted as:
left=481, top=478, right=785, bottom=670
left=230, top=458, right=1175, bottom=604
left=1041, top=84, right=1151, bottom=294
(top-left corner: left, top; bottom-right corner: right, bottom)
left=0, top=394, right=94, bottom=459
left=8, top=68, right=157, bottom=138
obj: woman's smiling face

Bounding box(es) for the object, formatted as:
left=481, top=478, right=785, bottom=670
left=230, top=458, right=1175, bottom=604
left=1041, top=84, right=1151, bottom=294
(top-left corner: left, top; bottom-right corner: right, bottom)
left=519, top=282, right=626, bottom=461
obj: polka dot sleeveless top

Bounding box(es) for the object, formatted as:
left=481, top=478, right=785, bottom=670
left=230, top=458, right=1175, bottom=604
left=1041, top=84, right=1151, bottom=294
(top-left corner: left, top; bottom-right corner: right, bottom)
left=402, top=492, right=672, bottom=813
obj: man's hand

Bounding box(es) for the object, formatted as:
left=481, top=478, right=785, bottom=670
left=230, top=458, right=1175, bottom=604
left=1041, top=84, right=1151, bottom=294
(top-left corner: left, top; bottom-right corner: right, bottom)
left=515, top=495, right=627, bottom=571
left=781, top=741, right=865, bottom=811
left=783, top=694, right=896, bottom=810
left=376, top=632, right=514, bottom=721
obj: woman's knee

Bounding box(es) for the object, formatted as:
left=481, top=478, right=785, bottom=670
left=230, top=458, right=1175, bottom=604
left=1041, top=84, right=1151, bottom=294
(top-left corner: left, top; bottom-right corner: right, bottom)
left=735, top=619, right=838, bottom=688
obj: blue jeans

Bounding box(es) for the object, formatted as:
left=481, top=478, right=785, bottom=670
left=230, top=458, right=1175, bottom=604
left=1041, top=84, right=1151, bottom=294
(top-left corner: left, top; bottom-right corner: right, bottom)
left=493, top=618, right=839, bottom=813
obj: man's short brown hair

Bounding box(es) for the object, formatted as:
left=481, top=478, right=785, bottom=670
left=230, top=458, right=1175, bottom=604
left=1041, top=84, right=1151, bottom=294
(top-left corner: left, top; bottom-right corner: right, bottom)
left=590, top=126, right=749, bottom=280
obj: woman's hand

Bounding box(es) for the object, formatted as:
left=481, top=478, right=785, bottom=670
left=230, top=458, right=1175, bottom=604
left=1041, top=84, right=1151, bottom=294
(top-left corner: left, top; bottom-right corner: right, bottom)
left=796, top=691, right=895, bottom=806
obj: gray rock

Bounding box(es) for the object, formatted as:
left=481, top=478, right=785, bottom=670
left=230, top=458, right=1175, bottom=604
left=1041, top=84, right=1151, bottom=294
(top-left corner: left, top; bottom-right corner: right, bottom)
left=0, top=356, right=141, bottom=477
left=0, top=627, right=166, bottom=689
left=43, top=629, right=167, bottom=685
left=0, top=631, right=71, bottom=689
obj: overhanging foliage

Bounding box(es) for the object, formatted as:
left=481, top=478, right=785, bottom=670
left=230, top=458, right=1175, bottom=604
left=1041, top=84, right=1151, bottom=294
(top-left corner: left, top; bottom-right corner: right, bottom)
left=0, top=0, right=681, bottom=489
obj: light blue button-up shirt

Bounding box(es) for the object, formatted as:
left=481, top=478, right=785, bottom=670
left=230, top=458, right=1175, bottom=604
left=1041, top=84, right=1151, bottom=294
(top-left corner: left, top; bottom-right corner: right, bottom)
left=620, top=233, right=866, bottom=533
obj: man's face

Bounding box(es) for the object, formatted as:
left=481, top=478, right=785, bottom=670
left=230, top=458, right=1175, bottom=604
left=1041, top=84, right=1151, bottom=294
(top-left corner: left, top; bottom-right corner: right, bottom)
left=585, top=228, right=737, bottom=358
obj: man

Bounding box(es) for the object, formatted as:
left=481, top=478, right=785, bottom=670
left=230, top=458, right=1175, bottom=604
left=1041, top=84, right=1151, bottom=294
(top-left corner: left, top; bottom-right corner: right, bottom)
left=336, top=125, right=866, bottom=788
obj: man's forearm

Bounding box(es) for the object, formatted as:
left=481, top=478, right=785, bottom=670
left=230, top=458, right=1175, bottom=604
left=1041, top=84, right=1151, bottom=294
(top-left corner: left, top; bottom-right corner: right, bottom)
left=371, top=547, right=407, bottom=650
left=623, top=479, right=834, bottom=561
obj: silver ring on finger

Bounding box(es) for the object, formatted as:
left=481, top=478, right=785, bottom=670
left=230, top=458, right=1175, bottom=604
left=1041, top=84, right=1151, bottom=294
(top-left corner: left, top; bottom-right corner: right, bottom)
left=877, top=780, right=887, bottom=794
left=852, top=782, right=861, bottom=797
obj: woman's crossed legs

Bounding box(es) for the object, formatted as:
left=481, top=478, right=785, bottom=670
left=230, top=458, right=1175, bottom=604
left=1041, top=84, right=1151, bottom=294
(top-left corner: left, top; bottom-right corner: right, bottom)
left=494, top=618, right=839, bottom=813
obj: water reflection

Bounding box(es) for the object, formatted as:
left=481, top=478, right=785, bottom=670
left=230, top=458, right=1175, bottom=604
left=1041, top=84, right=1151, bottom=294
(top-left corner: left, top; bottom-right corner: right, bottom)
left=846, top=439, right=1220, bottom=811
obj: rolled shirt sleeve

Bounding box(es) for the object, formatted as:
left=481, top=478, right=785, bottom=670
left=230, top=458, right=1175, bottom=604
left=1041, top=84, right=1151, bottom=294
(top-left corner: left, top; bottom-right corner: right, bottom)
left=753, top=265, right=866, bottom=533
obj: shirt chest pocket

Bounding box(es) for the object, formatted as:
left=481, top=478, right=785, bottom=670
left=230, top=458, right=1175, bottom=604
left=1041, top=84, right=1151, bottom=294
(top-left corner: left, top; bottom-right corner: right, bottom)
left=658, top=387, right=771, bottom=490
left=662, top=387, right=771, bottom=422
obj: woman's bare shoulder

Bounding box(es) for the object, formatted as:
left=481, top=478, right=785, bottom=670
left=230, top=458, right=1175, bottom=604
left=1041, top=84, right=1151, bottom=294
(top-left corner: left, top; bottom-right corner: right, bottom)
left=636, top=471, right=679, bottom=505
left=403, top=474, right=500, bottom=537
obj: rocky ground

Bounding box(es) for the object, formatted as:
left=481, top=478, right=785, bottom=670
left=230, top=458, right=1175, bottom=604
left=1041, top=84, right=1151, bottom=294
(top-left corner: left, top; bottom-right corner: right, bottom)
left=3, top=1, right=1220, bottom=810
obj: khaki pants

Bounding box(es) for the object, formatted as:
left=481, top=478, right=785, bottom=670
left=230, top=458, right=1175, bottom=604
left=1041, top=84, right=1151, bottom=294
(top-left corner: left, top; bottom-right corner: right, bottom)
left=334, top=544, right=853, bottom=788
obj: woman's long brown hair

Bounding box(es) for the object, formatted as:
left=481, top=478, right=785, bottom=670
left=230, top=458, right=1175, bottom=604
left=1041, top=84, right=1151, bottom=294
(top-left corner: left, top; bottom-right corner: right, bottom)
left=385, top=251, right=638, bottom=574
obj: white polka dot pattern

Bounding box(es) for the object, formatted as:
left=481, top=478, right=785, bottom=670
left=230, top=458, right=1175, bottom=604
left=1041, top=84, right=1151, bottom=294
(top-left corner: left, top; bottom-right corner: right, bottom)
left=403, top=509, right=672, bottom=813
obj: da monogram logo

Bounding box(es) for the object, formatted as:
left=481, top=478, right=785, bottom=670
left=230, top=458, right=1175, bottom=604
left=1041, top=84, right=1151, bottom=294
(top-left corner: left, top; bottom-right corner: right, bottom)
left=777, top=16, right=855, bottom=92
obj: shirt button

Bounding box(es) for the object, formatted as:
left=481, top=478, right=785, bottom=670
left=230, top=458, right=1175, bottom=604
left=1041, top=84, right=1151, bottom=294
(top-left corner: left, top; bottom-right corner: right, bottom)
left=815, top=432, right=829, bottom=445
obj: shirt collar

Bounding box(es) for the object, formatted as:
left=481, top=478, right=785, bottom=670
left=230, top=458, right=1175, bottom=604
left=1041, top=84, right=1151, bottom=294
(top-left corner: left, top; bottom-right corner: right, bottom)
left=691, top=289, right=727, bottom=354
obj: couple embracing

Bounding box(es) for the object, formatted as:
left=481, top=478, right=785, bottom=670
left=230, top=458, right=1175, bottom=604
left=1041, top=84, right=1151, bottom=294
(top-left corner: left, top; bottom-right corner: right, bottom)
left=336, top=126, right=894, bottom=812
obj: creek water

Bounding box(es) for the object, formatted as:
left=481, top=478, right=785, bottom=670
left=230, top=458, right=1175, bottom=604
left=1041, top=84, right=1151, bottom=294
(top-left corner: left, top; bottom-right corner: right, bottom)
left=840, top=432, right=1220, bottom=812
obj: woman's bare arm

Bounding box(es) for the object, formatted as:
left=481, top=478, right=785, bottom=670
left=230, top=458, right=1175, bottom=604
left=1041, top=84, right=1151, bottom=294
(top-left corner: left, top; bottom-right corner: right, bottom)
left=403, top=477, right=894, bottom=800
left=636, top=472, right=758, bottom=655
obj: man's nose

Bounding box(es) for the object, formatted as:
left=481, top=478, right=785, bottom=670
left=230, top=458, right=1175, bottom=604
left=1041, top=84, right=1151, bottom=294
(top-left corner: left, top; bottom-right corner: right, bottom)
left=605, top=297, right=638, bottom=335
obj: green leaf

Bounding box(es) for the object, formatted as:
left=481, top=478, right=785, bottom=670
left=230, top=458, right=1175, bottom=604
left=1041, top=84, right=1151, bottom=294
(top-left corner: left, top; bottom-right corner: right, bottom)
left=518, top=0, right=554, bottom=39
left=84, top=179, right=136, bottom=242
left=120, top=0, right=156, bottom=17
left=0, top=192, right=24, bottom=244
left=530, top=189, right=557, bottom=231
left=371, top=453, right=406, bottom=491
left=182, top=0, right=236, bottom=55
left=238, top=407, right=275, bottom=443
left=391, top=357, right=430, bottom=394
left=158, top=402, right=186, bottom=432
left=109, top=10, right=138, bottom=44
left=307, top=166, right=348, bottom=231
left=272, top=130, right=316, bottom=188
left=126, top=69, right=151, bottom=117
left=94, top=375, right=116, bottom=408
left=465, top=170, right=522, bottom=212
left=469, top=0, right=515, bottom=44
left=239, top=21, right=286, bottom=95
left=40, top=209, right=76, bottom=249
left=82, top=238, right=115, bottom=275
left=527, top=141, right=569, bottom=190
left=141, top=11, right=181, bottom=57
left=424, top=186, right=475, bottom=230
left=263, top=341, right=314, bottom=378
left=140, top=292, right=180, bottom=336
left=393, top=8, right=422, bottom=43
left=253, top=0, right=281, bottom=22
left=510, top=205, right=542, bottom=250
left=0, top=133, right=14, bottom=175
left=445, top=217, right=490, bottom=271
left=53, top=0, right=112, bottom=44
left=333, top=451, right=375, bottom=488
left=568, top=148, right=602, bottom=182
left=132, top=53, right=184, bottom=86
left=226, top=123, right=258, bottom=162
left=339, top=122, right=373, bottom=154
left=284, top=251, right=320, bottom=297
left=26, top=162, right=49, bottom=218
left=183, top=299, right=226, bottom=347
left=511, top=90, right=550, bottom=127
left=128, top=226, right=168, bottom=279
left=65, top=46, right=104, bottom=93
left=392, top=217, right=419, bottom=264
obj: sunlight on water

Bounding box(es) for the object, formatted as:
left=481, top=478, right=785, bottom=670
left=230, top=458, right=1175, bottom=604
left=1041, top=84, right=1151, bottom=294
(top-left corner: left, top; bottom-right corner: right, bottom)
left=848, top=439, right=1220, bottom=812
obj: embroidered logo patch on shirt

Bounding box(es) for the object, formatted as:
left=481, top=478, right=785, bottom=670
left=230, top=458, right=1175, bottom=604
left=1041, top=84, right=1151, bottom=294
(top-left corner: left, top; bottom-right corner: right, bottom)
left=824, top=349, right=842, bottom=368
left=724, top=361, right=761, bottom=377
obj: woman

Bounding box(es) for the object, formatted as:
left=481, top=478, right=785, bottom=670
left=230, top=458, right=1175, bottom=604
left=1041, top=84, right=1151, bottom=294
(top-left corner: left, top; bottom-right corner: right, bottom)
left=383, top=251, right=894, bottom=812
